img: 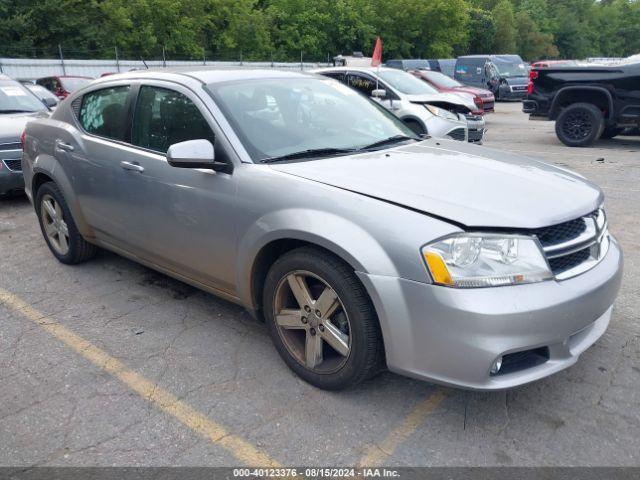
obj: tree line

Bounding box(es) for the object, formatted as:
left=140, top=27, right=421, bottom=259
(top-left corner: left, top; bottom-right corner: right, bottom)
left=0, top=0, right=639, bottom=62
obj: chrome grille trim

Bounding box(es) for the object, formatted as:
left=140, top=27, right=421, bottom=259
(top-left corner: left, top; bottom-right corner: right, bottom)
left=537, top=209, right=609, bottom=280
left=0, top=142, right=22, bottom=151
left=2, top=159, right=22, bottom=172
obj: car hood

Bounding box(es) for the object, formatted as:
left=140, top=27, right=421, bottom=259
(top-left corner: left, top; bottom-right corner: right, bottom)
left=406, top=92, right=475, bottom=111
left=454, top=86, right=494, bottom=98
left=0, top=111, right=48, bottom=144
left=269, top=140, right=602, bottom=229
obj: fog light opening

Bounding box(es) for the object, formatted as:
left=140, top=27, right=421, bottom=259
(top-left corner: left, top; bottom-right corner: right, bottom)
left=490, top=356, right=503, bottom=376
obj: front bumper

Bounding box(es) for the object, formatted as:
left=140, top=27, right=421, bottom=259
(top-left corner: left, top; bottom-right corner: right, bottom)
left=357, top=237, right=623, bottom=390
left=0, top=161, right=25, bottom=194
left=499, top=85, right=527, bottom=100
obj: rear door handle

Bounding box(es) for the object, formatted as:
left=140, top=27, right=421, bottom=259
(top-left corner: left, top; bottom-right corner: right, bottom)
left=120, top=161, right=145, bottom=173
left=55, top=140, right=74, bottom=152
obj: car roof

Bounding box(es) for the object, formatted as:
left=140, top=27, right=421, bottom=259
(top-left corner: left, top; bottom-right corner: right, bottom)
left=89, top=67, right=316, bottom=86
left=313, top=66, right=396, bottom=74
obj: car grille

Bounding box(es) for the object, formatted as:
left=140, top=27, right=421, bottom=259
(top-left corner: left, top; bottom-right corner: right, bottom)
left=447, top=128, right=466, bottom=141
left=533, top=209, right=609, bottom=279
left=2, top=159, right=22, bottom=172
left=548, top=247, right=591, bottom=274
left=531, top=216, right=588, bottom=248
left=0, top=142, right=21, bottom=151
left=482, top=100, right=495, bottom=112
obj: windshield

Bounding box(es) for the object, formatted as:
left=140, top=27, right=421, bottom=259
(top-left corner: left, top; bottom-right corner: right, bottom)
left=0, top=80, right=47, bottom=112
left=493, top=60, right=528, bottom=77
left=208, top=77, right=417, bottom=162
left=376, top=69, right=439, bottom=95
left=27, top=85, right=58, bottom=101
left=60, top=77, right=91, bottom=92
left=422, top=71, right=462, bottom=88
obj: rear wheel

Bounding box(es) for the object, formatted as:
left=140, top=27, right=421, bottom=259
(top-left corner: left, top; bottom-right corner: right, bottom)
left=263, top=247, right=383, bottom=390
left=35, top=182, right=97, bottom=264
left=555, top=102, right=604, bottom=147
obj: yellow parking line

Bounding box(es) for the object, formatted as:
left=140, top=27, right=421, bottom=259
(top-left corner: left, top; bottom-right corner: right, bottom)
left=358, top=389, right=448, bottom=467
left=0, top=288, right=279, bottom=467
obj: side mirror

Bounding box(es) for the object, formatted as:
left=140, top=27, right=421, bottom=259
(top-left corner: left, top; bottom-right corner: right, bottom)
left=167, top=139, right=221, bottom=170
left=371, top=89, right=387, bottom=99
left=42, top=97, right=58, bottom=108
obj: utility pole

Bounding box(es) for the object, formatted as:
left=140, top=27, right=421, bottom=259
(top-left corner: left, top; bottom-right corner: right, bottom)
left=115, top=46, right=120, bottom=73
left=300, top=50, right=303, bottom=70
left=58, top=44, right=66, bottom=75
left=162, top=46, right=166, bottom=67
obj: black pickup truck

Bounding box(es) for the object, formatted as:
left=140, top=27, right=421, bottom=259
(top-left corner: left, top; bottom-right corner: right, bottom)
left=523, top=61, right=640, bottom=146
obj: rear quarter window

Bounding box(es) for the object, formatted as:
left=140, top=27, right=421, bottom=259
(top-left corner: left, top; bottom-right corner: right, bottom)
left=79, top=86, right=130, bottom=141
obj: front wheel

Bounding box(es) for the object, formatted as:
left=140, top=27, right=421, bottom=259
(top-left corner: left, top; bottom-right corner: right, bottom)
left=263, top=247, right=383, bottom=390
left=555, top=102, right=604, bottom=147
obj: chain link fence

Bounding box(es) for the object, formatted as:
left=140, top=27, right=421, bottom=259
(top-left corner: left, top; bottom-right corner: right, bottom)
left=0, top=45, right=334, bottom=80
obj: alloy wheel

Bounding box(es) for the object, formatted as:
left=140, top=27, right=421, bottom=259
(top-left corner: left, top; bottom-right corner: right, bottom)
left=41, top=194, right=70, bottom=255
left=273, top=270, right=351, bottom=373
left=562, top=110, right=593, bottom=141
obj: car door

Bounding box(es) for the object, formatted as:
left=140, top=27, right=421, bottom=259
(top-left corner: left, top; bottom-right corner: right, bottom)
left=109, top=82, right=240, bottom=292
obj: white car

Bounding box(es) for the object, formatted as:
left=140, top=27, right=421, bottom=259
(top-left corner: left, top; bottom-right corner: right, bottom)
left=313, top=66, right=485, bottom=143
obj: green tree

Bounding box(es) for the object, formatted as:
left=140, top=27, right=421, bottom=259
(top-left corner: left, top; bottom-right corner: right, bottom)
left=491, top=0, right=517, bottom=53
left=515, top=10, right=558, bottom=60
left=467, top=7, right=496, bottom=54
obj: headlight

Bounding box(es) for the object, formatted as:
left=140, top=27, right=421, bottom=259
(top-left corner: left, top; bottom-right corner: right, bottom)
left=424, top=104, right=459, bottom=122
left=422, top=233, right=552, bottom=288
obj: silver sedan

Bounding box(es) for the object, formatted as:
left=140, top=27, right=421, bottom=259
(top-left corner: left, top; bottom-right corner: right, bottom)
left=22, top=69, right=622, bottom=390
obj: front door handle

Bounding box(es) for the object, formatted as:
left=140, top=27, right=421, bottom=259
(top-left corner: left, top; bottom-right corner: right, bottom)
left=120, top=161, right=145, bottom=173
left=55, top=140, right=74, bottom=152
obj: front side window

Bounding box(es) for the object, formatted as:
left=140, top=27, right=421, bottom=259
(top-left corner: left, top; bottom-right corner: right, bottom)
left=347, top=74, right=377, bottom=96
left=79, top=86, right=130, bottom=141
left=132, top=86, right=215, bottom=153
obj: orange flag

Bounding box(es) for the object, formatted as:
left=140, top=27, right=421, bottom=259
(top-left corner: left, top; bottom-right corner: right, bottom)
left=371, top=36, right=382, bottom=66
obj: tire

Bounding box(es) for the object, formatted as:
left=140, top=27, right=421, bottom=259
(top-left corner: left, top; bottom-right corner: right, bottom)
left=263, top=247, right=383, bottom=390
left=555, top=102, right=604, bottom=147
left=35, top=182, right=97, bottom=264
left=600, top=126, right=624, bottom=139
left=404, top=119, right=426, bottom=136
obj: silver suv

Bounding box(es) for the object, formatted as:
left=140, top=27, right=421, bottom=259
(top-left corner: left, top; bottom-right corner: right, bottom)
left=314, top=66, right=485, bottom=143
left=23, top=69, right=621, bottom=390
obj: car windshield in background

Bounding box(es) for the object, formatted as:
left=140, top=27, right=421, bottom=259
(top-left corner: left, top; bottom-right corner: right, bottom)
left=0, top=80, right=47, bottom=113
left=494, top=61, right=528, bottom=77
left=423, top=71, right=462, bottom=88
left=376, top=69, right=439, bottom=95
left=208, top=77, right=417, bottom=162
left=26, top=84, right=58, bottom=102
left=60, top=77, right=91, bottom=92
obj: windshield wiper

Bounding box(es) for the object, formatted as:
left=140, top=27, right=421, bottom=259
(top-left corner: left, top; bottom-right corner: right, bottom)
left=0, top=109, right=37, bottom=114
left=260, top=147, right=357, bottom=163
left=359, top=135, right=418, bottom=151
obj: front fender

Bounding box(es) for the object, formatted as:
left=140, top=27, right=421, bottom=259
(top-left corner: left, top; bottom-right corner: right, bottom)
left=236, top=208, right=398, bottom=309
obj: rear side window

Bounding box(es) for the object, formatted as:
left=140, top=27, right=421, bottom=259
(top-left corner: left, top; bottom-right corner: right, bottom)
left=79, top=86, right=130, bottom=141
left=131, top=85, right=215, bottom=153
left=347, top=74, right=377, bottom=96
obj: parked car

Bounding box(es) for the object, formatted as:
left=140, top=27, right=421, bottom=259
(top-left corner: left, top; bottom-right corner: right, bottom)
left=24, top=84, right=59, bottom=109
left=524, top=59, right=640, bottom=146
left=23, top=68, right=621, bottom=390
left=0, top=74, right=51, bottom=196
left=385, top=59, right=431, bottom=71
left=410, top=69, right=495, bottom=114
left=314, top=66, right=485, bottom=143
left=455, top=55, right=529, bottom=101
left=36, top=76, right=92, bottom=99
left=426, top=59, right=457, bottom=78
